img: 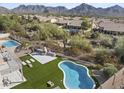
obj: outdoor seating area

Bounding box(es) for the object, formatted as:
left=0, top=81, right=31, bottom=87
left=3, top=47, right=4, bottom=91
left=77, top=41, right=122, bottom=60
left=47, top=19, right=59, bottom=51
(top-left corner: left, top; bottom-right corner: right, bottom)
left=34, top=47, right=56, bottom=57
left=2, top=76, right=11, bottom=87
left=30, top=53, right=57, bottom=64
left=21, top=58, right=36, bottom=68
left=30, top=47, right=57, bottom=64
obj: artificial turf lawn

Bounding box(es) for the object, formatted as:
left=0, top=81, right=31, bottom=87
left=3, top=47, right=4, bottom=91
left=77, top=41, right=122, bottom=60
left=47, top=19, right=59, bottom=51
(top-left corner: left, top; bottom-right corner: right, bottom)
left=12, top=55, right=65, bottom=89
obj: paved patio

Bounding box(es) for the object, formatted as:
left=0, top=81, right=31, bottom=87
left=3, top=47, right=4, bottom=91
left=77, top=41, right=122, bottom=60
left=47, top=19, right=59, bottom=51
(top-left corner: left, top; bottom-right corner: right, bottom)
left=0, top=47, right=26, bottom=89
left=30, top=53, right=57, bottom=64
left=0, top=70, right=26, bottom=89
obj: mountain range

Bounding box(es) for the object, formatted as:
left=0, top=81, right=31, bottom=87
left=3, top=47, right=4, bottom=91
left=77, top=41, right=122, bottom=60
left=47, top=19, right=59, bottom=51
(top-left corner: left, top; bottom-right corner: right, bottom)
left=1, top=3, right=124, bottom=17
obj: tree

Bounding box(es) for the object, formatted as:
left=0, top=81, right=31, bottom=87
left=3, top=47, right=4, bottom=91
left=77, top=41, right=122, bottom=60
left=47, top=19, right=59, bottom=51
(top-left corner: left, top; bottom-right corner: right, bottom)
left=95, top=48, right=109, bottom=64
left=0, top=15, right=12, bottom=31
left=98, top=34, right=113, bottom=48
left=33, top=23, right=69, bottom=41
left=11, top=22, right=25, bottom=32
left=29, top=24, right=41, bottom=31
left=90, top=32, right=100, bottom=39
left=10, top=14, right=21, bottom=22
left=61, top=30, right=70, bottom=48
left=69, top=35, right=92, bottom=53
left=115, top=37, right=124, bottom=63
left=103, top=63, right=118, bottom=77
left=81, top=17, right=91, bottom=30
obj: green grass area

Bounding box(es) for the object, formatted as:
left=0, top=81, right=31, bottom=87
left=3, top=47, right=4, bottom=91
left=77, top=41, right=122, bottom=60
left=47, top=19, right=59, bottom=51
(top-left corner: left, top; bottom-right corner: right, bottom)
left=12, top=55, right=65, bottom=89
left=12, top=55, right=99, bottom=89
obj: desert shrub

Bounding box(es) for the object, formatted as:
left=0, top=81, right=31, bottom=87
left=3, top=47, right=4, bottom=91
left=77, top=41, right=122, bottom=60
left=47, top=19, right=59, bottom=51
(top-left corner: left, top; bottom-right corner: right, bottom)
left=69, top=35, right=92, bottom=53
left=64, top=47, right=82, bottom=56
left=45, top=40, right=63, bottom=53
left=78, top=53, right=96, bottom=62
left=98, top=34, right=113, bottom=48
left=90, top=32, right=100, bottom=39
left=95, top=48, right=109, bottom=65
left=115, top=37, right=124, bottom=63
left=103, top=63, right=118, bottom=77
left=86, top=64, right=103, bottom=70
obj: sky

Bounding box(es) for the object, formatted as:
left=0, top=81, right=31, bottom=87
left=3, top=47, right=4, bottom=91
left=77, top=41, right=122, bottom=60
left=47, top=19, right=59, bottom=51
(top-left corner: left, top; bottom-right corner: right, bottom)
left=0, top=3, right=124, bottom=9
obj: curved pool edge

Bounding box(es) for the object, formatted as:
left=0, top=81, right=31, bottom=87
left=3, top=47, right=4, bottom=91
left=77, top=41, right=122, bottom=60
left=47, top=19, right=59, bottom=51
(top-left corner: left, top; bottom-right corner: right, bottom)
left=10, top=40, right=21, bottom=47
left=1, top=40, right=21, bottom=47
left=58, top=60, right=96, bottom=89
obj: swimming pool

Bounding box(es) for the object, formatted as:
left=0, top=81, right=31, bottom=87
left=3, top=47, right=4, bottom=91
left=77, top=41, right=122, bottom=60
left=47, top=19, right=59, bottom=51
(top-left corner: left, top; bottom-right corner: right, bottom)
left=0, top=40, right=19, bottom=47
left=58, top=60, right=96, bottom=89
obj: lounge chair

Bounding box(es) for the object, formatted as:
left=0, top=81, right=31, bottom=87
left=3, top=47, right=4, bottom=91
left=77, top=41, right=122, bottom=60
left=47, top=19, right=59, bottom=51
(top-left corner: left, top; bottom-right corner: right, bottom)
left=26, top=60, right=31, bottom=64
left=28, top=63, right=33, bottom=68
left=30, top=58, right=35, bottom=62
left=22, top=61, right=27, bottom=66
left=26, top=60, right=33, bottom=68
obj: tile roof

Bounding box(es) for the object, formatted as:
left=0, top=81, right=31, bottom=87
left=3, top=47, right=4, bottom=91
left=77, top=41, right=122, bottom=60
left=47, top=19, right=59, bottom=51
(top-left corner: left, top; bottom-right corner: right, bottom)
left=98, top=19, right=124, bottom=32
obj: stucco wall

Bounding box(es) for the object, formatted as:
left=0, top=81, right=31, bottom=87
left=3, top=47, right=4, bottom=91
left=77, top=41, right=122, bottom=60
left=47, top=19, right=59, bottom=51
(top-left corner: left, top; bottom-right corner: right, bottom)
left=99, top=67, right=124, bottom=89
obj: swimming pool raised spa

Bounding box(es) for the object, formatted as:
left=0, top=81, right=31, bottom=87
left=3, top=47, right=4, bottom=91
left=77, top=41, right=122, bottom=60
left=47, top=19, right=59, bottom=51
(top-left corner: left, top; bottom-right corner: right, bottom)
left=58, top=60, right=96, bottom=89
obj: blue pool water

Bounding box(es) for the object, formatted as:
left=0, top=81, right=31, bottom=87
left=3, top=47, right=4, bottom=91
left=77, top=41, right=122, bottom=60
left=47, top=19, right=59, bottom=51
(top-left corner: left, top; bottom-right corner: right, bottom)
left=2, top=40, right=19, bottom=47
left=58, top=60, right=95, bottom=89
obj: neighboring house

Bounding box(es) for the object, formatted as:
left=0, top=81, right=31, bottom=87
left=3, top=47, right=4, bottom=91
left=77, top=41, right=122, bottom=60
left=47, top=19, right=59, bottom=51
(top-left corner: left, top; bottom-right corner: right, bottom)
left=93, top=19, right=124, bottom=35
left=55, top=19, right=82, bottom=32
left=50, top=18, right=57, bottom=23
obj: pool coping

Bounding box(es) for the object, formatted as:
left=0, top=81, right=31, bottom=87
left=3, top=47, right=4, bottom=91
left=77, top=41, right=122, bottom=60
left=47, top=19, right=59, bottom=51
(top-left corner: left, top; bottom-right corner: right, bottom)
left=58, top=60, right=96, bottom=89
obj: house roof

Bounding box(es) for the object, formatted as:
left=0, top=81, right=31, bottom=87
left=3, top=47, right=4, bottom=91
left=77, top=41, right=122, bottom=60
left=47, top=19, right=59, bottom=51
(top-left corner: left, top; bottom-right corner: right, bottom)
left=98, top=19, right=124, bottom=32
left=56, top=19, right=82, bottom=27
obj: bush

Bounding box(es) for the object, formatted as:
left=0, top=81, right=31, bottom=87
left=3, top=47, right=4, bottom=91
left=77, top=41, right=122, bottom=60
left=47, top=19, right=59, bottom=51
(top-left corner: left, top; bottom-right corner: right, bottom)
left=69, top=35, right=92, bottom=53
left=0, top=15, right=12, bottom=31
left=90, top=32, right=100, bottom=39
left=64, top=47, right=82, bottom=56
left=81, top=17, right=91, bottom=30
left=98, top=34, right=113, bottom=48
left=86, top=64, right=103, bottom=70
left=115, top=37, right=124, bottom=63
left=103, top=63, right=118, bottom=77
left=79, top=53, right=95, bottom=62
left=45, top=40, right=63, bottom=53
left=95, top=48, right=109, bottom=65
